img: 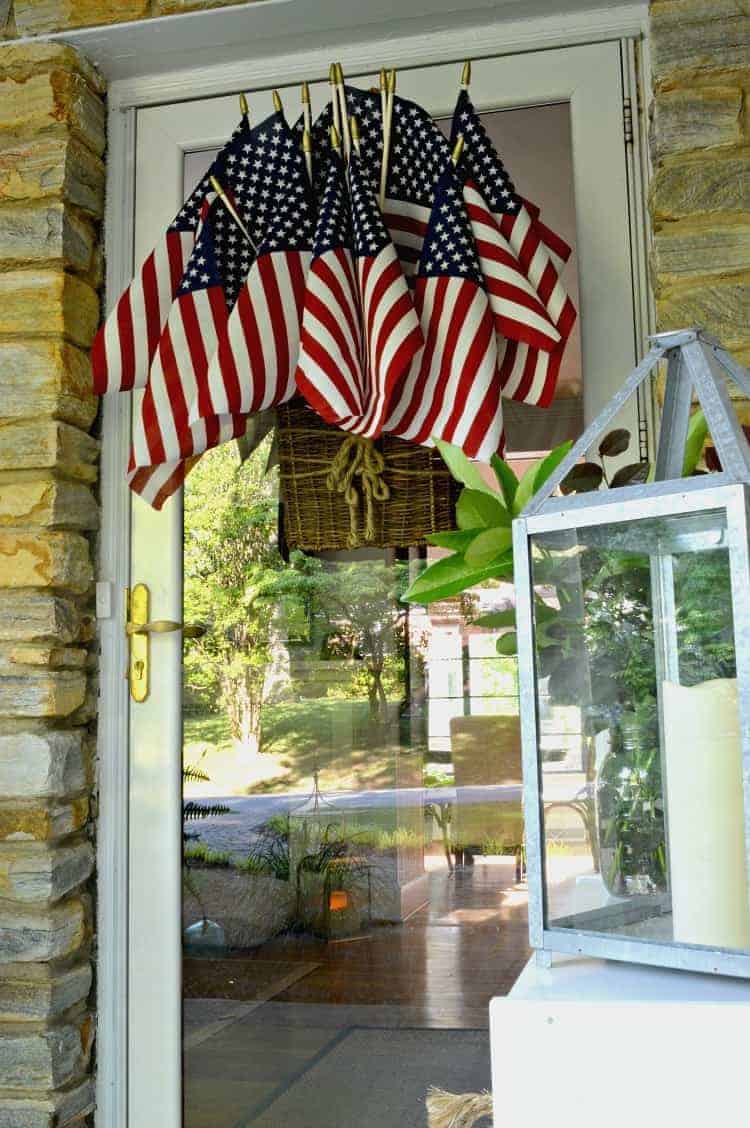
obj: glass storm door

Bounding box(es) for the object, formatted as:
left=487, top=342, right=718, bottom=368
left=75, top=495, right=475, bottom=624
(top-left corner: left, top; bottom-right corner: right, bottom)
left=126, top=42, right=647, bottom=1125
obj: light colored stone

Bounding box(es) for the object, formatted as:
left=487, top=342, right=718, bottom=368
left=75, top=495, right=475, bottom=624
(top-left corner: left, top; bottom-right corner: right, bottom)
left=0, top=481, right=98, bottom=530
left=0, top=731, right=86, bottom=800
left=0, top=799, right=89, bottom=842
left=651, top=154, right=750, bottom=220
left=0, top=44, right=105, bottom=95
left=653, top=222, right=750, bottom=281
left=0, top=70, right=105, bottom=158
left=0, top=897, right=87, bottom=963
left=0, top=420, right=99, bottom=481
left=651, top=87, right=742, bottom=158
left=0, top=841, right=93, bottom=903
left=0, top=962, right=90, bottom=1022
left=0, top=1018, right=89, bottom=1089
left=0, top=272, right=99, bottom=349
left=0, top=531, right=92, bottom=594
left=0, top=341, right=96, bottom=431
left=14, top=0, right=150, bottom=35
left=0, top=201, right=97, bottom=273
left=657, top=278, right=750, bottom=353
left=651, top=7, right=750, bottom=81
left=0, top=135, right=104, bottom=216
left=0, top=669, right=87, bottom=717
left=0, top=646, right=86, bottom=670
left=0, top=594, right=79, bottom=644
left=0, top=1078, right=94, bottom=1128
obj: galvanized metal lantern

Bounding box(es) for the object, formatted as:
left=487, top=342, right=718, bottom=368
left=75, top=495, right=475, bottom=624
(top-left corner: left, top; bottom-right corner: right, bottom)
left=513, top=328, right=750, bottom=978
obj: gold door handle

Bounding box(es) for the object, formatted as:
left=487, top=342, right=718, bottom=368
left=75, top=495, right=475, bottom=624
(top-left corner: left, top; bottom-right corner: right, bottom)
left=125, top=619, right=206, bottom=638
left=126, top=583, right=208, bottom=702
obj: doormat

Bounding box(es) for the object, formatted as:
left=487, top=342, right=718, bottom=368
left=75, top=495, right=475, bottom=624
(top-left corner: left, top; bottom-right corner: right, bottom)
left=240, top=1026, right=491, bottom=1128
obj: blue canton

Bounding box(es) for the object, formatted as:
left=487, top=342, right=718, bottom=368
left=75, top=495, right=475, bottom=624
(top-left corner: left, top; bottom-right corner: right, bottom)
left=451, top=90, right=521, bottom=215
left=347, top=150, right=389, bottom=258
left=313, top=150, right=352, bottom=257
left=418, top=163, right=483, bottom=284
left=169, top=114, right=252, bottom=235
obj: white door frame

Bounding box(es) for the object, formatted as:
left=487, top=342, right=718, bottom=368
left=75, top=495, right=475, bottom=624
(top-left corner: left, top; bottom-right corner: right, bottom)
left=96, top=11, right=651, bottom=1125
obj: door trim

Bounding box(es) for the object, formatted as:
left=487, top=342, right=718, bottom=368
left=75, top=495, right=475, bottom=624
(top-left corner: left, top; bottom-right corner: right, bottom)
left=96, top=28, right=652, bottom=1127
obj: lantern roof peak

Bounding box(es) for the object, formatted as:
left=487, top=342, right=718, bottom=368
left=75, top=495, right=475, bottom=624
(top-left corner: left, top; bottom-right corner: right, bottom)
left=523, top=328, right=750, bottom=516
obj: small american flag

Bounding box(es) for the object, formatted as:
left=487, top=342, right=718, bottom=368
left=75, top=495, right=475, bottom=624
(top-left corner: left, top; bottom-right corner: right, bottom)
left=345, top=148, right=423, bottom=437
left=92, top=114, right=253, bottom=396
left=194, top=121, right=314, bottom=425
left=453, top=89, right=577, bottom=407
left=127, top=193, right=254, bottom=508
left=295, top=150, right=364, bottom=430
left=385, top=161, right=503, bottom=461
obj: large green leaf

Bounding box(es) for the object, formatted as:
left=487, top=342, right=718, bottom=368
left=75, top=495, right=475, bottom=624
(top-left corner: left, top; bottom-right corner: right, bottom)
left=560, top=462, right=604, bottom=494
left=490, top=454, right=519, bottom=510
left=532, top=440, right=574, bottom=494
left=425, top=529, right=482, bottom=551
left=456, top=488, right=510, bottom=530
left=513, top=462, right=540, bottom=516
left=403, top=550, right=513, bottom=604
left=495, top=631, right=518, bottom=656
left=473, top=608, right=516, bottom=629
left=434, top=438, right=499, bottom=498
left=464, top=526, right=513, bottom=567
left=683, top=409, right=709, bottom=476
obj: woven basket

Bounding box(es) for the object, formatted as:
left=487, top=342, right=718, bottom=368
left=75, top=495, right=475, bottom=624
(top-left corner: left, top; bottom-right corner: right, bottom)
left=277, top=399, right=461, bottom=552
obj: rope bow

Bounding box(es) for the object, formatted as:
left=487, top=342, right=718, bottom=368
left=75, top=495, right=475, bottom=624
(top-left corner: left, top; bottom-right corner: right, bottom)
left=326, top=435, right=390, bottom=547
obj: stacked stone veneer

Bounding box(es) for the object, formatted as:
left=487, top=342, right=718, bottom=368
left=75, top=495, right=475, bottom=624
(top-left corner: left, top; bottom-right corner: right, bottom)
left=650, top=1, right=750, bottom=367
left=0, top=42, right=103, bottom=1127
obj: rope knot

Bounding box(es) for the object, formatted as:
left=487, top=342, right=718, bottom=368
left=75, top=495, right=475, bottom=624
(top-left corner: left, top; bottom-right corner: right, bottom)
left=326, top=434, right=390, bottom=547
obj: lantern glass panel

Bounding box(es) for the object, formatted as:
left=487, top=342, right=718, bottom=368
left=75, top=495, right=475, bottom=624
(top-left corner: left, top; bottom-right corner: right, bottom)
left=530, top=506, right=750, bottom=952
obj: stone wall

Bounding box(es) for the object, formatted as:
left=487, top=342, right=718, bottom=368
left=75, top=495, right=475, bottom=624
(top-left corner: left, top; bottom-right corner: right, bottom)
left=0, top=41, right=103, bottom=1128
left=649, top=0, right=750, bottom=366
left=1, top=0, right=260, bottom=36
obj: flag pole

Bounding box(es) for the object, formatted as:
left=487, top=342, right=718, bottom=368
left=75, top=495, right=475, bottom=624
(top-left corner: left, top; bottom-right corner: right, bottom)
left=350, top=116, right=361, bottom=157
left=379, top=68, right=387, bottom=134
left=209, top=175, right=257, bottom=253
left=451, top=134, right=465, bottom=167
left=303, top=128, right=313, bottom=185
left=301, top=81, right=312, bottom=134
left=335, top=63, right=351, bottom=161
left=379, top=68, right=395, bottom=210
left=239, top=91, right=249, bottom=119
left=272, top=89, right=284, bottom=115
left=330, top=124, right=342, bottom=152
left=460, top=59, right=471, bottom=91
left=329, top=63, right=341, bottom=136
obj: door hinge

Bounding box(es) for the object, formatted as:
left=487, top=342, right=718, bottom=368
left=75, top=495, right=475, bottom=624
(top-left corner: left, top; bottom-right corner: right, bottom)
left=623, top=96, right=634, bottom=147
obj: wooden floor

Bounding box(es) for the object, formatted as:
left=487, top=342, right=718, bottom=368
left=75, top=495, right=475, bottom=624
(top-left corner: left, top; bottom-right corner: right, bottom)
left=184, top=856, right=530, bottom=1028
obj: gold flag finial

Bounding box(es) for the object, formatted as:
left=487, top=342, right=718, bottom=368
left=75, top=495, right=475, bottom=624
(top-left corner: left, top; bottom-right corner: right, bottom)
left=461, top=59, right=471, bottom=87
left=335, top=61, right=344, bottom=84
left=239, top=91, right=249, bottom=117
left=329, top=62, right=337, bottom=83
left=379, top=67, right=387, bottom=91
left=302, top=128, right=313, bottom=153
left=350, top=116, right=361, bottom=154
left=209, top=176, right=256, bottom=251
left=387, top=68, right=396, bottom=94
left=330, top=124, right=341, bottom=150
left=451, top=134, right=465, bottom=166
left=272, top=89, right=283, bottom=113
left=301, top=80, right=310, bottom=105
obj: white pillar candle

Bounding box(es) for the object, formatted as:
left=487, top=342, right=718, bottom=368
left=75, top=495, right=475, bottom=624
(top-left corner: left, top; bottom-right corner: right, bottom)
left=663, top=678, right=750, bottom=950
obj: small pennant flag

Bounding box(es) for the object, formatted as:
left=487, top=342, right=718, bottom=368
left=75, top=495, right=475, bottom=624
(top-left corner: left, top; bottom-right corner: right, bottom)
left=193, top=122, right=315, bottom=426
left=452, top=89, right=577, bottom=407
left=92, top=114, right=254, bottom=396
left=295, top=150, right=364, bottom=430
left=385, top=161, right=503, bottom=461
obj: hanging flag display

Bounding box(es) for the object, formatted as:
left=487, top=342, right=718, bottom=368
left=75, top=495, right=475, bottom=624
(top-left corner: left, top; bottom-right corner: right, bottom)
left=92, top=65, right=577, bottom=511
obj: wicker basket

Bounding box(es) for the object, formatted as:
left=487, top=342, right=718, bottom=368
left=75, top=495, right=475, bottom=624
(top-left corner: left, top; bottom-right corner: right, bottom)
left=277, top=399, right=461, bottom=552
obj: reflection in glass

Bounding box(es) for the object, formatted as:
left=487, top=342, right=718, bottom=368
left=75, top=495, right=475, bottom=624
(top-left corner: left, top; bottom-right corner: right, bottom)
left=531, top=509, right=750, bottom=952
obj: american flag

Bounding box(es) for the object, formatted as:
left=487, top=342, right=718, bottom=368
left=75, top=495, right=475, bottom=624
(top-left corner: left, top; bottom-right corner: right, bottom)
left=91, top=114, right=253, bottom=396
left=452, top=89, right=577, bottom=407
left=193, top=121, right=314, bottom=425
left=385, top=161, right=503, bottom=461
left=295, top=149, right=364, bottom=430
left=345, top=148, right=423, bottom=437
left=127, top=194, right=254, bottom=508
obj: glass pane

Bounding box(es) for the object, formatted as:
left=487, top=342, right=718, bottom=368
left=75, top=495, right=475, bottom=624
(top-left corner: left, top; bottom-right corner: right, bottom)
left=179, top=93, right=581, bottom=1125
left=531, top=507, right=750, bottom=953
